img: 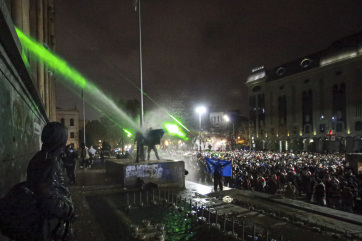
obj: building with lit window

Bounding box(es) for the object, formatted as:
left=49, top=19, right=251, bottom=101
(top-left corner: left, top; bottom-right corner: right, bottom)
left=246, top=31, right=362, bottom=153
left=56, top=107, right=80, bottom=149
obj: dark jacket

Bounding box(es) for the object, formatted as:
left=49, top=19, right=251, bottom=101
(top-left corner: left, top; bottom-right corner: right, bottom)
left=27, top=150, right=74, bottom=240
left=62, top=151, right=77, bottom=167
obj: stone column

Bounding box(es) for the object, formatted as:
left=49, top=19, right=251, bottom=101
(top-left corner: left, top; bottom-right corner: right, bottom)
left=11, top=0, right=30, bottom=39
left=36, top=0, right=44, bottom=103
left=48, top=0, right=56, bottom=121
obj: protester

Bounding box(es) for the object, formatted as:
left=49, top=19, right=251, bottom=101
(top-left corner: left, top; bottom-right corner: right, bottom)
left=171, top=149, right=361, bottom=214
left=27, top=122, right=75, bottom=240
left=79, top=143, right=90, bottom=168
left=135, top=131, right=145, bottom=162
left=145, top=128, right=163, bottom=161
left=88, top=145, right=97, bottom=167
left=62, top=144, right=77, bottom=184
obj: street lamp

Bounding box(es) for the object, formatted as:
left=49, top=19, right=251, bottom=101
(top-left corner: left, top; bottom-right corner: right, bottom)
left=195, top=106, right=206, bottom=152
left=223, top=115, right=235, bottom=150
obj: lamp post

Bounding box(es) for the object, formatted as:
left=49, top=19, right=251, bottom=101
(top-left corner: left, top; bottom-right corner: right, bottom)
left=195, top=106, right=206, bottom=152
left=134, top=0, right=144, bottom=127
left=223, top=115, right=234, bottom=150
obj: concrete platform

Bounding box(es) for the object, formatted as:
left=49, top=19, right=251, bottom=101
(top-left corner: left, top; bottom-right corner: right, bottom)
left=105, top=159, right=185, bottom=189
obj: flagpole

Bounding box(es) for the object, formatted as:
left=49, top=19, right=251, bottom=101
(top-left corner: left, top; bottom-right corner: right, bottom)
left=137, top=0, right=144, bottom=128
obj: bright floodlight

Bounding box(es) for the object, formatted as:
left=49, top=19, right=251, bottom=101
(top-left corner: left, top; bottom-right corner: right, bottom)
left=223, top=115, right=230, bottom=122
left=196, top=106, right=206, bottom=114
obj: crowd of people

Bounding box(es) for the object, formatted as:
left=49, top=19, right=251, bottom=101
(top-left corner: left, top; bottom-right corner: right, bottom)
left=181, top=150, right=362, bottom=214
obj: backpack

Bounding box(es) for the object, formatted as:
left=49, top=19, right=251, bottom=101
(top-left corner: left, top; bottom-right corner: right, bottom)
left=0, top=181, right=44, bottom=241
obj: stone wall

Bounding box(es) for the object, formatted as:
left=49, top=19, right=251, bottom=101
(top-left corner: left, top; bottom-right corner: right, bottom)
left=0, top=0, right=47, bottom=197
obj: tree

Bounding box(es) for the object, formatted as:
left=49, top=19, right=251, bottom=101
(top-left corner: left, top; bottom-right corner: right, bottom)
left=236, top=118, right=251, bottom=149
left=98, top=98, right=141, bottom=151
left=84, top=120, right=107, bottom=147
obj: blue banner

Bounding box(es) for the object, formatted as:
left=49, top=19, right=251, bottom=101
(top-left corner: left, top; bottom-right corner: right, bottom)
left=205, top=158, right=232, bottom=177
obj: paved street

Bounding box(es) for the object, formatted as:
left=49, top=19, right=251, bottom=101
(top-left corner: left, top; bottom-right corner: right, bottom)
left=67, top=158, right=362, bottom=241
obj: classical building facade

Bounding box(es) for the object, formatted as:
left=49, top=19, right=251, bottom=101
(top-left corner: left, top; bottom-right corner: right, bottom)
left=56, top=107, right=80, bottom=149
left=210, top=111, right=228, bottom=127
left=246, top=31, right=362, bottom=153
left=0, top=0, right=56, bottom=201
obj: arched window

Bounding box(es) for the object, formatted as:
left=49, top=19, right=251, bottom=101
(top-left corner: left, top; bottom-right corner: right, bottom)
left=60, top=118, right=65, bottom=126
left=70, top=118, right=74, bottom=126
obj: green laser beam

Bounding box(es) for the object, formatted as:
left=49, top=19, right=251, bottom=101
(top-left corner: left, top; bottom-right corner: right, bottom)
left=16, top=27, right=191, bottom=140
left=61, top=27, right=191, bottom=133
left=15, top=27, right=141, bottom=132
left=15, top=27, right=86, bottom=89
left=87, top=101, right=134, bottom=137
left=123, top=129, right=132, bottom=136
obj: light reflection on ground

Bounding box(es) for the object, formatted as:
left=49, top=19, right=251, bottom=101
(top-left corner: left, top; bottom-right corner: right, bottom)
left=185, top=180, right=231, bottom=195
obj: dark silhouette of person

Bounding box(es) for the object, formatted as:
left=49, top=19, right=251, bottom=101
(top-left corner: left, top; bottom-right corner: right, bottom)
left=146, top=128, right=160, bottom=161
left=27, top=122, right=75, bottom=240
left=62, top=144, right=77, bottom=184
left=214, top=167, right=223, bottom=192
left=135, top=131, right=145, bottom=162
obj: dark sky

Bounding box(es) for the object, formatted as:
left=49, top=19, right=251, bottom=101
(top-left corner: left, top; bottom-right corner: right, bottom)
left=55, top=0, right=362, bottom=120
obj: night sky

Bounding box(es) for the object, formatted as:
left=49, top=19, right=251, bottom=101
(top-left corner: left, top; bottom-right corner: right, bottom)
left=55, top=0, right=362, bottom=120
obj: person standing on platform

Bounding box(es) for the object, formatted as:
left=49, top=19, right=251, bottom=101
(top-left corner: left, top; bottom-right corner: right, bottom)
left=145, top=127, right=164, bottom=161
left=135, top=131, right=145, bottom=162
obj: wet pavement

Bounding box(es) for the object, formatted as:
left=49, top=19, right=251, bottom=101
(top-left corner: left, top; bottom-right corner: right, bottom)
left=67, top=158, right=362, bottom=241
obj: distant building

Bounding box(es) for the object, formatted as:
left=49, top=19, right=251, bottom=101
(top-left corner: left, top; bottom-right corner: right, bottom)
left=56, top=107, right=80, bottom=149
left=246, top=31, right=362, bottom=153
left=210, top=112, right=228, bottom=127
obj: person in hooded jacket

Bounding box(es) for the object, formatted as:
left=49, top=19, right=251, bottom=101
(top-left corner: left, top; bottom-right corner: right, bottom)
left=62, top=145, right=77, bottom=184
left=27, top=122, right=75, bottom=241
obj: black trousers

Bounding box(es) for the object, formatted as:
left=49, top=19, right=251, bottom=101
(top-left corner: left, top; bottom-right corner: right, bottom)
left=147, top=145, right=160, bottom=160
left=65, top=165, right=76, bottom=183
left=214, top=174, right=223, bottom=191
left=136, top=144, right=144, bottom=162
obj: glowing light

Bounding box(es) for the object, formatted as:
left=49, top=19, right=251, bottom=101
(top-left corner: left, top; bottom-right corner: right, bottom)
left=163, top=122, right=188, bottom=140
left=195, top=106, right=206, bottom=114
left=223, top=115, right=230, bottom=122
left=321, top=51, right=357, bottom=66
left=123, top=129, right=132, bottom=136
left=252, top=66, right=264, bottom=72
left=246, top=71, right=266, bottom=83
left=169, top=115, right=190, bottom=132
